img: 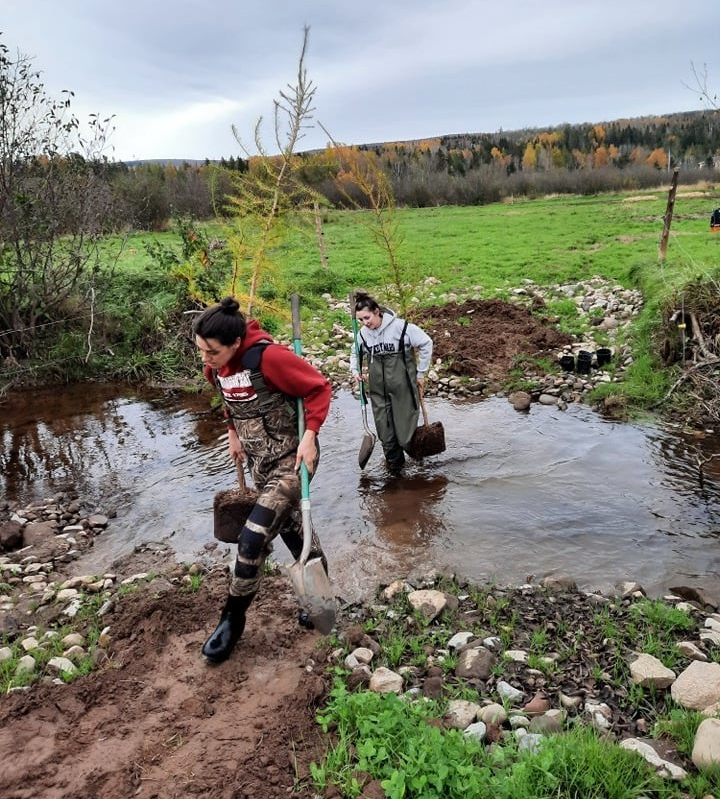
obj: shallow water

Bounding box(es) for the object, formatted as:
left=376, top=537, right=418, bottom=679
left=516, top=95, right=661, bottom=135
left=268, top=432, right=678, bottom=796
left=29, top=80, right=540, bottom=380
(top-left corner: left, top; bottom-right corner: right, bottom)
left=2, top=384, right=720, bottom=601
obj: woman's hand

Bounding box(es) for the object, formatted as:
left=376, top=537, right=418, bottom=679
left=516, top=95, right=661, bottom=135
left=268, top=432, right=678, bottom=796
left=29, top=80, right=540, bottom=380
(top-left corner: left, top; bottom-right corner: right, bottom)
left=227, top=427, right=245, bottom=463
left=295, top=429, right=318, bottom=474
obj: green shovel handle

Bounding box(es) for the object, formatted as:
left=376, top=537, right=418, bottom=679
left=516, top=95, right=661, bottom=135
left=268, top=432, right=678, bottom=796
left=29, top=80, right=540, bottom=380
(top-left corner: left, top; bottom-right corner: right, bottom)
left=290, top=293, right=311, bottom=517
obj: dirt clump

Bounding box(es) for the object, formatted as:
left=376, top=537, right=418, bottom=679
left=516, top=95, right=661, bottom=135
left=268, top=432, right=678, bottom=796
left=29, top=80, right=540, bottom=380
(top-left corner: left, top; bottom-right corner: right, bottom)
left=421, top=298, right=574, bottom=383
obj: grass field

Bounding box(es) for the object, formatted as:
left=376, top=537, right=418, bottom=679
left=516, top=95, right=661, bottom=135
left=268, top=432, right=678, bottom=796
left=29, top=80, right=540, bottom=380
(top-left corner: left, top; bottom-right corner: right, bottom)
left=115, top=186, right=720, bottom=305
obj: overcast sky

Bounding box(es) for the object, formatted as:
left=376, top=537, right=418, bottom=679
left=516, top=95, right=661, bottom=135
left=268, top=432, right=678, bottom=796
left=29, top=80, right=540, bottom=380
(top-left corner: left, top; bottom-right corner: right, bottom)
left=2, top=0, right=717, bottom=162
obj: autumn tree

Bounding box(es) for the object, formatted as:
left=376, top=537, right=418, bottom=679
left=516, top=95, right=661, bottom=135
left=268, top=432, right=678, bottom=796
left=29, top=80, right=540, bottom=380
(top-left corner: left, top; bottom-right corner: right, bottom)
left=175, top=27, right=320, bottom=318
left=321, top=131, right=414, bottom=316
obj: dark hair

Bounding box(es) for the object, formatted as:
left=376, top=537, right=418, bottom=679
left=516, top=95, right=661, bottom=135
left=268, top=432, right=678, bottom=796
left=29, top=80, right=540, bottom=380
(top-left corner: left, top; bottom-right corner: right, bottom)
left=354, top=291, right=380, bottom=314
left=192, top=297, right=247, bottom=344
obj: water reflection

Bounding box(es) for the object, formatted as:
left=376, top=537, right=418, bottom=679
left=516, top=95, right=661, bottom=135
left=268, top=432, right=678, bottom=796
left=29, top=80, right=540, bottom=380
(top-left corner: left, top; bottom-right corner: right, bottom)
left=358, top=472, right=449, bottom=548
left=2, top=384, right=720, bottom=602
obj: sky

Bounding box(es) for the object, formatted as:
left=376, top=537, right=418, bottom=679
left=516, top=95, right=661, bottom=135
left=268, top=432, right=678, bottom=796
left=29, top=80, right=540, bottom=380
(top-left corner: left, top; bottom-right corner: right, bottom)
left=2, top=0, right=718, bottom=163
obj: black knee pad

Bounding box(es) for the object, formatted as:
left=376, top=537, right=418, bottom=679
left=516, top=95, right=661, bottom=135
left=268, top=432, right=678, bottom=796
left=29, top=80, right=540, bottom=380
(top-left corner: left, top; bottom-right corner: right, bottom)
left=237, top=527, right=268, bottom=562
left=247, top=503, right=276, bottom=529
left=234, top=559, right=259, bottom=579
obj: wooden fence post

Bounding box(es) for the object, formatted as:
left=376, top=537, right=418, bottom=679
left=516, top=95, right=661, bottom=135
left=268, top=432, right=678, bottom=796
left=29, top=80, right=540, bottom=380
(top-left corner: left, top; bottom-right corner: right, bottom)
left=659, top=168, right=680, bottom=262
left=314, top=201, right=329, bottom=269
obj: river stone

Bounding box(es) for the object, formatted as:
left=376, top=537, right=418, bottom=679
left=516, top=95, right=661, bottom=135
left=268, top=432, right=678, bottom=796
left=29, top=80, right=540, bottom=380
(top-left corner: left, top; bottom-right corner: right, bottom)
left=455, top=647, right=495, bottom=680
left=15, top=655, right=36, bottom=675
left=47, top=656, right=76, bottom=676
left=629, top=653, right=676, bottom=688
left=510, top=391, right=531, bottom=411
left=21, top=520, right=58, bottom=546
left=671, top=661, right=720, bottom=711
left=445, top=699, right=480, bottom=729
left=407, top=589, right=446, bottom=621
left=0, top=520, right=23, bottom=550
left=478, top=703, right=507, bottom=724
left=463, top=721, right=487, bottom=741
left=691, top=717, right=720, bottom=769
left=620, top=738, right=688, bottom=781
left=369, top=666, right=403, bottom=694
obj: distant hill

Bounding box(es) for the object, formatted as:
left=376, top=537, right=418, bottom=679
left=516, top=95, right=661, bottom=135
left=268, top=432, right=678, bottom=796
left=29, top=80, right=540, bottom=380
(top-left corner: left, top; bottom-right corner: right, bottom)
left=121, top=158, right=212, bottom=167
left=120, top=108, right=717, bottom=171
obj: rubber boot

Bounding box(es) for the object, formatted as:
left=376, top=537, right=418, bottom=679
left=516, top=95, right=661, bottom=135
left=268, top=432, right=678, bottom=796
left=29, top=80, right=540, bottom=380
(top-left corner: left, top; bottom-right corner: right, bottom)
left=201, top=593, right=255, bottom=663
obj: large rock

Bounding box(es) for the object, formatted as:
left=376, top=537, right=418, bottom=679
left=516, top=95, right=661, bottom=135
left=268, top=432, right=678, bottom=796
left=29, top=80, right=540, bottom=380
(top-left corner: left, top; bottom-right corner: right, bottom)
left=670, top=661, right=720, bottom=711
left=22, top=520, right=58, bottom=546
left=455, top=646, right=496, bottom=680
left=691, top=717, right=720, bottom=769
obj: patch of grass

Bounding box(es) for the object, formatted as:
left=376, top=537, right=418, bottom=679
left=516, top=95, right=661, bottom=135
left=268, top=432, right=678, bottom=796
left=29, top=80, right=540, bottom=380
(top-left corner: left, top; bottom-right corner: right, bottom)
left=312, top=681, right=672, bottom=799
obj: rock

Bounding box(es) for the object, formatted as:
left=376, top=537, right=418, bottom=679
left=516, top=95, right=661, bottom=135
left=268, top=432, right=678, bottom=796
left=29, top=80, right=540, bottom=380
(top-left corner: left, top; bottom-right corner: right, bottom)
left=369, top=666, right=403, bottom=694
left=629, top=653, right=676, bottom=688
left=455, top=647, right=496, bottom=680
left=539, top=573, right=577, bottom=591
left=0, top=520, right=23, bottom=550
left=670, top=661, right=720, bottom=711
left=463, top=721, right=487, bottom=741
left=692, top=717, right=720, bottom=769
left=620, top=738, right=687, bottom=781
left=445, top=699, right=480, bottom=729
left=407, top=589, right=447, bottom=621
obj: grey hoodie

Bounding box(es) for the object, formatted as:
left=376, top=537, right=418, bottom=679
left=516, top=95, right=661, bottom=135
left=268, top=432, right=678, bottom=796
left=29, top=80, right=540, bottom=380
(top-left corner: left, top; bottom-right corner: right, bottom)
left=350, top=307, right=433, bottom=378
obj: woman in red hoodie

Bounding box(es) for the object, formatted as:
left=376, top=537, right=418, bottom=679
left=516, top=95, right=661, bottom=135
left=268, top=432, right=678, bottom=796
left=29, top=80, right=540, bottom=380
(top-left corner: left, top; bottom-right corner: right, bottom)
left=193, top=297, right=332, bottom=663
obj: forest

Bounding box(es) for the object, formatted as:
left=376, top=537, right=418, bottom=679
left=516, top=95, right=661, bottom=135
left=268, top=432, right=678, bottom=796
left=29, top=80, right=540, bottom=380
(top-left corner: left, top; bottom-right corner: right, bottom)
left=109, top=109, right=720, bottom=228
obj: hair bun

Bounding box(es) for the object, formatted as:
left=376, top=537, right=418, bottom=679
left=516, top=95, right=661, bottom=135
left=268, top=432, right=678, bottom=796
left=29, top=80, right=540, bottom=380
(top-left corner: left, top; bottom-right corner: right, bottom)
left=220, top=296, right=240, bottom=313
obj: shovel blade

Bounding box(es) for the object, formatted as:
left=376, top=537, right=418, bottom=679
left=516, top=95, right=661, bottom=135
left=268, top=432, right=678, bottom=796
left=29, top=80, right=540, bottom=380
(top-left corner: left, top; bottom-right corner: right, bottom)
left=286, top=557, right=336, bottom=635
left=358, top=432, right=376, bottom=469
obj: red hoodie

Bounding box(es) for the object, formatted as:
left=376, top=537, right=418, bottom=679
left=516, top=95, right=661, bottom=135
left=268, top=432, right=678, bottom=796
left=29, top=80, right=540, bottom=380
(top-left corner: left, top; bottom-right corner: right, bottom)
left=204, top=319, right=331, bottom=434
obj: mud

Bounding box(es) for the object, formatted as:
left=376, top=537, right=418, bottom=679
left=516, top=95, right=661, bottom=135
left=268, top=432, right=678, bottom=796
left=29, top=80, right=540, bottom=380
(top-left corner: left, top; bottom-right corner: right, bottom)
left=421, top=297, right=574, bottom=383
left=0, top=551, right=331, bottom=799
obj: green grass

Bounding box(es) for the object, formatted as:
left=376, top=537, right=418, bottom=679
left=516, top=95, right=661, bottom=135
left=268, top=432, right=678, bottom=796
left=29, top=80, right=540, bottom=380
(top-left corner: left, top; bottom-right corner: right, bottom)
left=312, top=683, right=673, bottom=799
left=117, top=188, right=719, bottom=305
left=14, top=183, right=719, bottom=411
left=313, top=578, right=719, bottom=799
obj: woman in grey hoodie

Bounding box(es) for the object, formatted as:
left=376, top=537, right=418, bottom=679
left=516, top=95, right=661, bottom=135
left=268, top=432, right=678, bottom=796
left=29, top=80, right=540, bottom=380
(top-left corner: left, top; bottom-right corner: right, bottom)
left=350, top=291, right=433, bottom=472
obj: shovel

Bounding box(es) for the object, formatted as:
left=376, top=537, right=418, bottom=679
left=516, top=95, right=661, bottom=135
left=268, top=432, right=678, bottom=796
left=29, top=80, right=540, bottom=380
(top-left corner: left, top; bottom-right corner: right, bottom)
left=285, top=293, right=336, bottom=635
left=349, top=293, right=377, bottom=469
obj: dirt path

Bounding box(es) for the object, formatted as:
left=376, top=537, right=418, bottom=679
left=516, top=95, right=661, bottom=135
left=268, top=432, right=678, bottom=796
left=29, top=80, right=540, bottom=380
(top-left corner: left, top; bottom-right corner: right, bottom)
left=0, top=555, right=331, bottom=799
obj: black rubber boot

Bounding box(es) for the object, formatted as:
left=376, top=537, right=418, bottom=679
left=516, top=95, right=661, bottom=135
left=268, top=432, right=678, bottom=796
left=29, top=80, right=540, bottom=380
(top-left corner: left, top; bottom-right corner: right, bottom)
left=202, top=593, right=255, bottom=663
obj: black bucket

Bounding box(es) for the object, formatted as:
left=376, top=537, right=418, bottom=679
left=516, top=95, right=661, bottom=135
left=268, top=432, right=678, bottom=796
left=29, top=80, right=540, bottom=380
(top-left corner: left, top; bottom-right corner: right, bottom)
left=596, top=347, right=612, bottom=368
left=576, top=350, right=592, bottom=375
left=559, top=355, right=575, bottom=372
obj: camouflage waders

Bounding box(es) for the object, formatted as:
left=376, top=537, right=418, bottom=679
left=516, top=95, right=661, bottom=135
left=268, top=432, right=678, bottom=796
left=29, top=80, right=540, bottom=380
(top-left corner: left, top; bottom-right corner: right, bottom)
left=224, top=379, right=324, bottom=599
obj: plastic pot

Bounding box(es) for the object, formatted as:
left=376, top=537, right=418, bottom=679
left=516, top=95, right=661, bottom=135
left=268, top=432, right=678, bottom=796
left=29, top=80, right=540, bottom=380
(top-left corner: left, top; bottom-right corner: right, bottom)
left=576, top=350, right=592, bottom=375
left=596, top=347, right=612, bottom=368
left=559, top=355, right=575, bottom=372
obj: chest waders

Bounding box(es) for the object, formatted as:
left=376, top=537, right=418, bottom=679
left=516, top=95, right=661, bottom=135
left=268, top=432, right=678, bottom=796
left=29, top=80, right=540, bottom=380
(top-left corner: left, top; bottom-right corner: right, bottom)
left=360, top=321, right=419, bottom=470
left=202, top=343, right=325, bottom=663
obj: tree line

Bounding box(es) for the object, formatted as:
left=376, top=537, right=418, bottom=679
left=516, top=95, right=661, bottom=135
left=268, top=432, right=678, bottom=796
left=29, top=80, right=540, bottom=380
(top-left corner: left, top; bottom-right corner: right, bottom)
left=92, top=108, right=720, bottom=228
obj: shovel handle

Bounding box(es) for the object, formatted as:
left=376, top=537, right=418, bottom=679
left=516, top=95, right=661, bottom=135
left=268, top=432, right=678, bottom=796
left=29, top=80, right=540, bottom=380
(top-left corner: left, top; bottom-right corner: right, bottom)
left=349, top=292, right=369, bottom=409
left=291, top=293, right=313, bottom=566
left=235, top=459, right=246, bottom=489
left=418, top=382, right=431, bottom=427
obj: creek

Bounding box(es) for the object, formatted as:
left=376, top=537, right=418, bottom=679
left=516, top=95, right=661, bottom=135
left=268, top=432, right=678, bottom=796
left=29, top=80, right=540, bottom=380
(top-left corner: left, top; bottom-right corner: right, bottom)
left=2, top=384, right=720, bottom=601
